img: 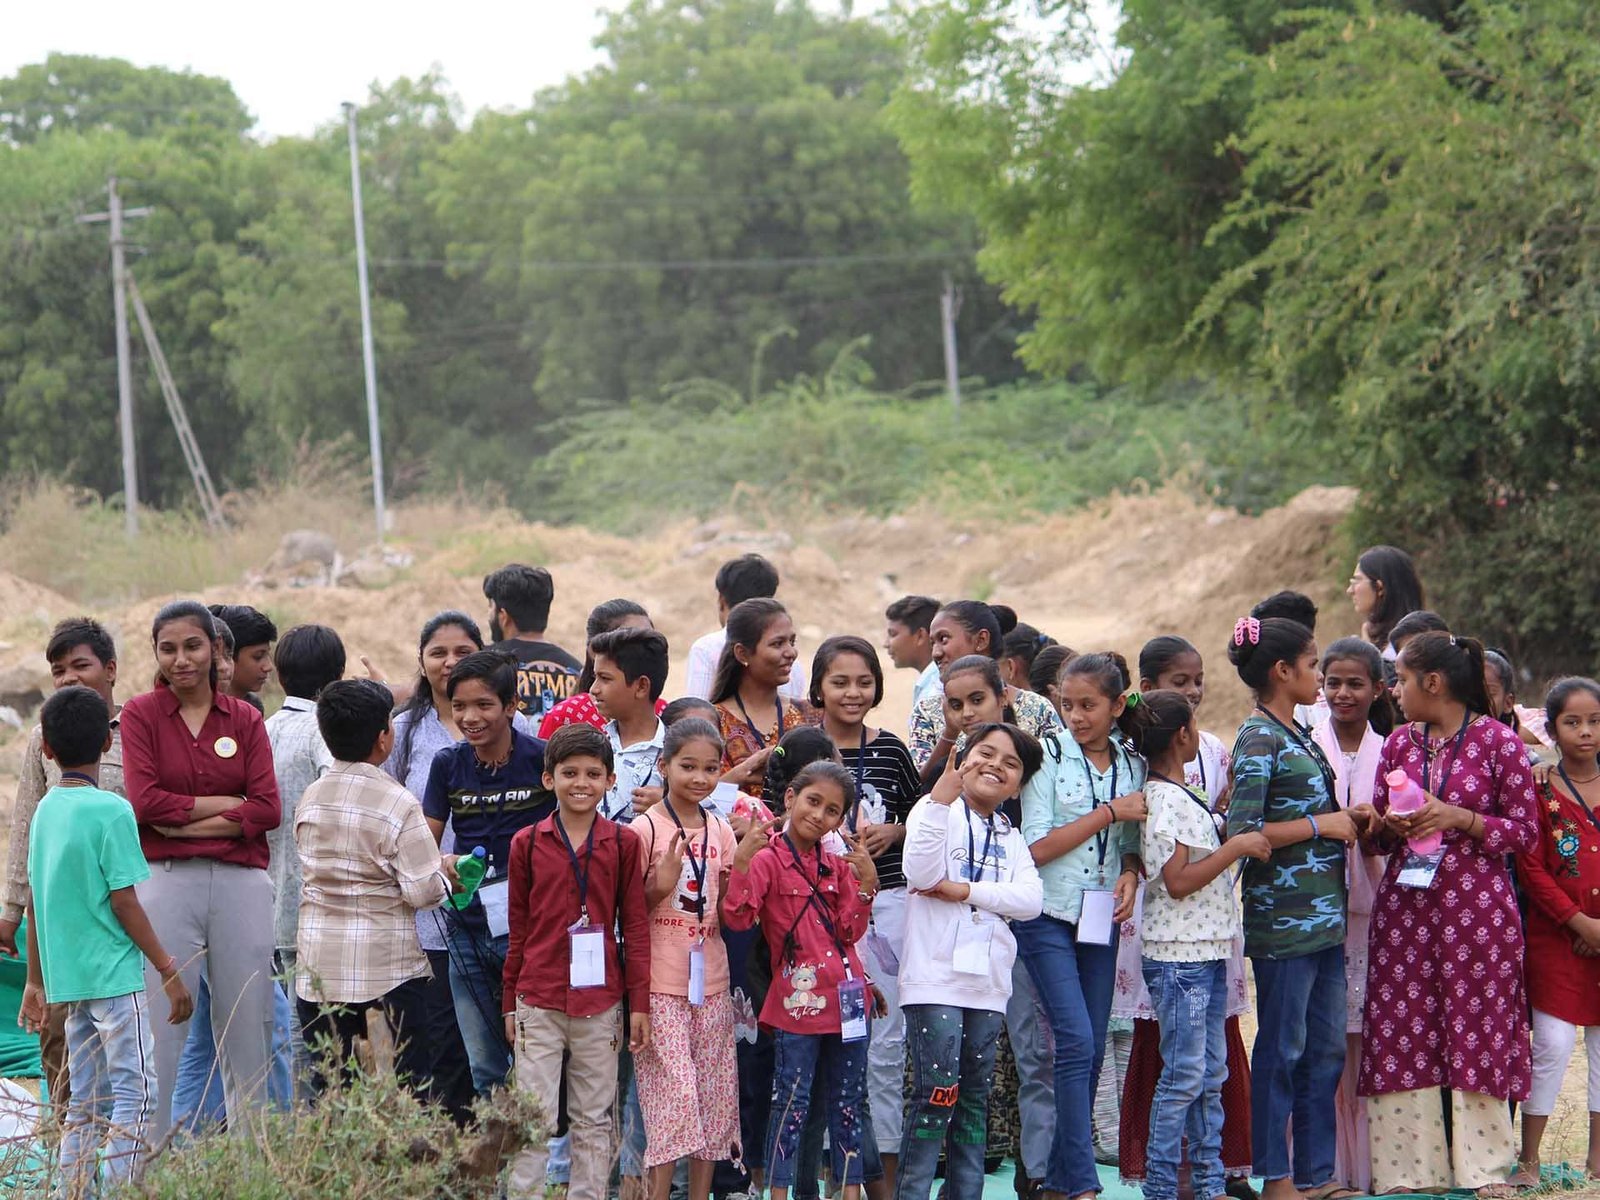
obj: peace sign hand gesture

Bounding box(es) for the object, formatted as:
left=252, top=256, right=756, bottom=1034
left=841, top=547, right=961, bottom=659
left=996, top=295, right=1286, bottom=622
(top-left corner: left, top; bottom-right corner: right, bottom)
left=733, top=817, right=778, bottom=872
left=654, top=829, right=688, bottom=895
left=842, top=830, right=880, bottom=895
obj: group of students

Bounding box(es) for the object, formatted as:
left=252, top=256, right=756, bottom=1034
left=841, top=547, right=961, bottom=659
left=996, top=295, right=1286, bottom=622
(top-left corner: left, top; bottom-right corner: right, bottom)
left=8, top=546, right=1600, bottom=1200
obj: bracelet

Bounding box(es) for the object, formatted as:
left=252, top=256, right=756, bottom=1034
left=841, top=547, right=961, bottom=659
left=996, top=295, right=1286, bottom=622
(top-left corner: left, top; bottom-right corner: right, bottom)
left=1308, top=814, right=1321, bottom=839
left=858, top=889, right=877, bottom=903
left=1105, top=801, right=1118, bottom=825
left=155, top=956, right=177, bottom=977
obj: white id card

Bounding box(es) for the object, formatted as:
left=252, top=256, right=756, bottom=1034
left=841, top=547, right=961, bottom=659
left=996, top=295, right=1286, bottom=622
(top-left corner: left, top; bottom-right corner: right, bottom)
left=1077, top=889, right=1116, bottom=945
left=953, top=915, right=993, bottom=976
left=569, top=923, right=607, bottom=989
left=1396, top=849, right=1445, bottom=890
left=482, top=881, right=510, bottom=938
left=688, top=942, right=706, bottom=1006
left=839, top=977, right=869, bottom=1044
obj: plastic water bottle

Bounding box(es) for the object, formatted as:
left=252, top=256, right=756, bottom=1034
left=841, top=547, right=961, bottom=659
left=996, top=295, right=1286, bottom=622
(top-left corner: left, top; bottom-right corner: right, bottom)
left=1385, top=770, right=1442, bottom=855
left=449, top=846, right=488, bottom=910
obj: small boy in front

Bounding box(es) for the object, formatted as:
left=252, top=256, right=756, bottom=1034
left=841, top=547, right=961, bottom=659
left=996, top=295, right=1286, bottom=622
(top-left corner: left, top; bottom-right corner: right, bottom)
left=21, top=686, right=194, bottom=1193
left=502, top=724, right=652, bottom=1200
left=588, top=627, right=669, bottom=821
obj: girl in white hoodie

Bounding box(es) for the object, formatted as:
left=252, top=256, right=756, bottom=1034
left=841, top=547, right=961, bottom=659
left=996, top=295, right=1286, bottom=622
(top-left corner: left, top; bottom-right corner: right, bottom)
left=896, top=723, right=1046, bottom=1200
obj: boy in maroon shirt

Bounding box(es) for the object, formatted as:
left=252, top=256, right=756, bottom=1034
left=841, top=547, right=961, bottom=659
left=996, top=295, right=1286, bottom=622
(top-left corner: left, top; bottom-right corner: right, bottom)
left=503, top=724, right=651, bottom=1200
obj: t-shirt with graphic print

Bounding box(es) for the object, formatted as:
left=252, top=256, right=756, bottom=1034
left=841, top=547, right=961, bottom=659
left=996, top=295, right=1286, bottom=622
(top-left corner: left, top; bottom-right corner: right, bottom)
left=1141, top=779, right=1239, bottom=962
left=632, top=804, right=737, bottom=998
left=1226, top=714, right=1346, bottom=959
left=491, top=637, right=582, bottom=722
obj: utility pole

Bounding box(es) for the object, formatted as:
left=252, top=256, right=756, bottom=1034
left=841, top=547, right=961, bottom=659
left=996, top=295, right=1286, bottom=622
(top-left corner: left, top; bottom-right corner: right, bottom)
left=343, top=101, right=387, bottom=546
left=78, top=178, right=151, bottom=536
left=940, top=271, right=963, bottom=411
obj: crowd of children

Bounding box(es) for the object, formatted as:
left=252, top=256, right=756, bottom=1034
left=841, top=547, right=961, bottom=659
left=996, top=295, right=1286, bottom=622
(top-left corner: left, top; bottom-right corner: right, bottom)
left=8, top=544, right=1599, bottom=1200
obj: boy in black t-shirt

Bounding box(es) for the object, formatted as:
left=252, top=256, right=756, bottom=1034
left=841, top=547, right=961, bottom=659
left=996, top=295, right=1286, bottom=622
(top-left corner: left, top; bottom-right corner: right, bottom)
left=422, top=650, right=554, bottom=1096
left=484, top=564, right=582, bottom=721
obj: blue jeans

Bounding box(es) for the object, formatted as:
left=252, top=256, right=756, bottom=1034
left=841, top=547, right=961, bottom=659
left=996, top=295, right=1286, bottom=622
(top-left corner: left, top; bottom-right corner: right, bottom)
left=1005, top=959, right=1055, bottom=1182
left=171, top=969, right=295, bottom=1133
left=767, top=1030, right=869, bottom=1190
left=1249, top=946, right=1345, bottom=1187
left=443, top=920, right=513, bottom=1095
left=1014, top=912, right=1119, bottom=1197
left=61, top=992, right=157, bottom=1196
left=895, top=1005, right=1003, bottom=1200
left=1143, top=959, right=1228, bottom=1200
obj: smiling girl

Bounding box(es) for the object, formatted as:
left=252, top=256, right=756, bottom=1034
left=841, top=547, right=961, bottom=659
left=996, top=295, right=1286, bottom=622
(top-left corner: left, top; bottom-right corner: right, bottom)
left=1359, top=632, right=1538, bottom=1198
left=1515, top=677, right=1600, bottom=1185
left=898, top=725, right=1045, bottom=1200
left=908, top=602, right=1059, bottom=778
left=724, top=763, right=878, bottom=1200
left=810, top=635, right=921, bottom=1189
left=1309, top=637, right=1390, bottom=1194
left=1016, top=651, right=1148, bottom=1200
left=121, top=599, right=282, bottom=1137
left=711, top=599, right=807, bottom=794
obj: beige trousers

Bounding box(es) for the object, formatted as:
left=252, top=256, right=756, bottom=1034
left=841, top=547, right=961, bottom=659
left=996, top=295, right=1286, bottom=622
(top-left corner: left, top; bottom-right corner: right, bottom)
left=1367, top=1087, right=1513, bottom=1193
left=507, top=1000, right=622, bottom=1200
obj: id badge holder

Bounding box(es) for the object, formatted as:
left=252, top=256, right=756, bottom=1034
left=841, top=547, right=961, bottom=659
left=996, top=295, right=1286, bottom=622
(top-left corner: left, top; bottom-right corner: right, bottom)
left=1077, top=889, right=1117, bottom=945
left=688, top=939, right=707, bottom=1007
left=1396, top=849, right=1445, bottom=890
left=953, top=912, right=993, bottom=976
left=864, top=924, right=901, bottom=978
left=838, top=976, right=869, bottom=1044
left=569, top=919, right=608, bottom=989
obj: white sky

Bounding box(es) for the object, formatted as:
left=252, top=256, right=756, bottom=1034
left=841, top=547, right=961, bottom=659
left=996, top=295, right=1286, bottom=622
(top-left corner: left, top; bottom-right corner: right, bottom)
left=0, top=0, right=905, bottom=139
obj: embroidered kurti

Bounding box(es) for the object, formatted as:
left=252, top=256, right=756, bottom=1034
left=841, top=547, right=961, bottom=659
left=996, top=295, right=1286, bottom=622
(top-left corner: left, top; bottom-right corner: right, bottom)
left=1517, top=778, right=1600, bottom=1027
left=1359, top=717, right=1539, bottom=1100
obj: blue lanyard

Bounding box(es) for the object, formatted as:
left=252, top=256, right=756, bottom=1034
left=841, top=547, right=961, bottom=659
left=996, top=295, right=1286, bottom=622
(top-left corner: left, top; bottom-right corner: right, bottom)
left=1080, top=749, right=1121, bottom=867
left=733, top=694, right=785, bottom=749
left=662, top=802, right=711, bottom=924
left=553, top=814, right=598, bottom=922
left=963, top=798, right=997, bottom=884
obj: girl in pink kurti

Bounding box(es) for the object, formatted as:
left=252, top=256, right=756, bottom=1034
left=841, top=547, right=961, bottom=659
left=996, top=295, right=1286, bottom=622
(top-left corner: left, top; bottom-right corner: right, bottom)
left=1359, top=633, right=1538, bottom=1198
left=633, top=719, right=741, bottom=1200
left=1312, top=637, right=1392, bottom=1194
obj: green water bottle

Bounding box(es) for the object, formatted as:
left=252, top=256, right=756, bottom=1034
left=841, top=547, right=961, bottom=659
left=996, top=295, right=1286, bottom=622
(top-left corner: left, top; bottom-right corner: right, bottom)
left=449, top=846, right=488, bottom=910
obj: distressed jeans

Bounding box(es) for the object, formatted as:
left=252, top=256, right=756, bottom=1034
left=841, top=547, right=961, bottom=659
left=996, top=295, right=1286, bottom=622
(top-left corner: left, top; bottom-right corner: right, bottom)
left=894, top=1004, right=1003, bottom=1200
left=1142, top=959, right=1228, bottom=1200
left=766, top=1029, right=869, bottom=1189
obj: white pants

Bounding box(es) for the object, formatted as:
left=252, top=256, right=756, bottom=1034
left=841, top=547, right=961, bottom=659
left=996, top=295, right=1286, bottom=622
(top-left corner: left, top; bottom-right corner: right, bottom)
left=862, top=885, right=906, bottom=1151
left=1527, top=1008, right=1600, bottom=1116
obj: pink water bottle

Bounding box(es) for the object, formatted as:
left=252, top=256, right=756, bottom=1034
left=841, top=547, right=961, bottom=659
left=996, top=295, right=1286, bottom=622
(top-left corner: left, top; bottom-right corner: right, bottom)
left=1385, top=769, right=1442, bottom=855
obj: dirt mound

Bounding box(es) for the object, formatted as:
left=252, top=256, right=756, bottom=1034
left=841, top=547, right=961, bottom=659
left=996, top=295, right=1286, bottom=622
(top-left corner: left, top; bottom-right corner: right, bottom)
left=0, top=484, right=1361, bottom=812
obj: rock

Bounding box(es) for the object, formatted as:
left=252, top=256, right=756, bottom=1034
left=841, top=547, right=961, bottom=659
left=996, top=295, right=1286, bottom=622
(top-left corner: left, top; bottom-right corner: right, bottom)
left=0, top=663, right=48, bottom=715
left=0, top=706, right=22, bottom=731
left=260, top=529, right=341, bottom=588
left=338, top=556, right=397, bottom=590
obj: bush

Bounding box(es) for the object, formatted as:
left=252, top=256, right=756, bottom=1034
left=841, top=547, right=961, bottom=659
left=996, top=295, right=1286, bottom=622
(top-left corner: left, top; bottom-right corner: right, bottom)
left=523, top=357, right=1335, bottom=531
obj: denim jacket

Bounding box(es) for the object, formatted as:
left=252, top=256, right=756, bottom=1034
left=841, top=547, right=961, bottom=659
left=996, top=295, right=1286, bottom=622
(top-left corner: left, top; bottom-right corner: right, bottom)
left=1020, top=730, right=1146, bottom=923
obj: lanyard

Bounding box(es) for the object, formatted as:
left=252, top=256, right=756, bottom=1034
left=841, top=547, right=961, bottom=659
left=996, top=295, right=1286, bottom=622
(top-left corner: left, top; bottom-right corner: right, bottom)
left=1557, top=763, right=1600, bottom=839
left=845, top=725, right=868, bottom=832
left=779, top=833, right=853, bottom=973
left=59, top=771, right=97, bottom=787
left=663, top=801, right=711, bottom=926
left=1194, top=750, right=1208, bottom=800
left=1417, top=714, right=1472, bottom=799
left=963, top=798, right=997, bottom=884
left=1254, top=707, right=1337, bottom=812
left=733, top=694, right=785, bottom=749
left=1079, top=748, right=1121, bottom=868
left=1147, top=769, right=1214, bottom=821
left=553, top=814, right=598, bottom=923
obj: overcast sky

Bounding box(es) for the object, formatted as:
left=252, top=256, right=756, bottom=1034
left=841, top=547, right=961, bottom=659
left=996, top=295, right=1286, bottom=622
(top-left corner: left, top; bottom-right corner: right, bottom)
left=1, top=0, right=904, bottom=139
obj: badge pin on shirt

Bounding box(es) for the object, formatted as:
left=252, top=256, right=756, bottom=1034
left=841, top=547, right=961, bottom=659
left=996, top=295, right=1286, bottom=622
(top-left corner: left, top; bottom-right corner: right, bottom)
left=213, top=736, right=238, bottom=759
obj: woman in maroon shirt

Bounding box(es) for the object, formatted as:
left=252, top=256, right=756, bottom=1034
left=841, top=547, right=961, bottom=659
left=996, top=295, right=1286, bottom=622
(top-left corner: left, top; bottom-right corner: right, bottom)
left=120, top=600, right=281, bottom=1137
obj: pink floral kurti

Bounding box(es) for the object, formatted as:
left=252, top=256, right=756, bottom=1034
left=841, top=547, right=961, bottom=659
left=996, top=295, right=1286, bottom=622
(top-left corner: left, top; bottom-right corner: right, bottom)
left=1358, top=717, right=1539, bottom=1101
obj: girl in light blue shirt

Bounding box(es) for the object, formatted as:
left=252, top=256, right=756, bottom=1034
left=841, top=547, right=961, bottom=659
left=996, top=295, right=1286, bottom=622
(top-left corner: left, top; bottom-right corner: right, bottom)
left=1015, top=651, right=1148, bottom=1200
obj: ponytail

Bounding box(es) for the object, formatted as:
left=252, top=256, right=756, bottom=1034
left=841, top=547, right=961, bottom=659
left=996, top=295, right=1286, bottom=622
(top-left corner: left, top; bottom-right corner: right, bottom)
left=1398, top=631, right=1493, bottom=718
left=1061, top=651, right=1141, bottom=738
left=1122, top=690, right=1194, bottom=762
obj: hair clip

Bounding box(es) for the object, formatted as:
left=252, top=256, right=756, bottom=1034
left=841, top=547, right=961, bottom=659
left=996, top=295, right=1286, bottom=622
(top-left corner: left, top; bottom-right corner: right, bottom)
left=1232, top=617, right=1261, bottom=647
left=1125, top=691, right=1141, bottom=708
left=772, top=746, right=786, bottom=758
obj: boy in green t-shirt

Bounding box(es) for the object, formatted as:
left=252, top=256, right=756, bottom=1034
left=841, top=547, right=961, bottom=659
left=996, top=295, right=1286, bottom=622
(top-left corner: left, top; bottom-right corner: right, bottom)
left=20, top=686, right=193, bottom=1193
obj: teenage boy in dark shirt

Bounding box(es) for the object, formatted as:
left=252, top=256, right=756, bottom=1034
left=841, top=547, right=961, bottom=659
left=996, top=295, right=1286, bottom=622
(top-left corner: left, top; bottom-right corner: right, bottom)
left=422, top=649, right=555, bottom=1096
left=208, top=604, right=279, bottom=702
left=484, top=564, right=582, bottom=722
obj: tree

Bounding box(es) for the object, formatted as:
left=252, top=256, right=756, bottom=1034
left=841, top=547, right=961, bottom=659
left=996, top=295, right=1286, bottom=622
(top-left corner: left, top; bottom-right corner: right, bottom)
left=431, top=0, right=1018, bottom=413
left=0, top=54, right=253, bottom=146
